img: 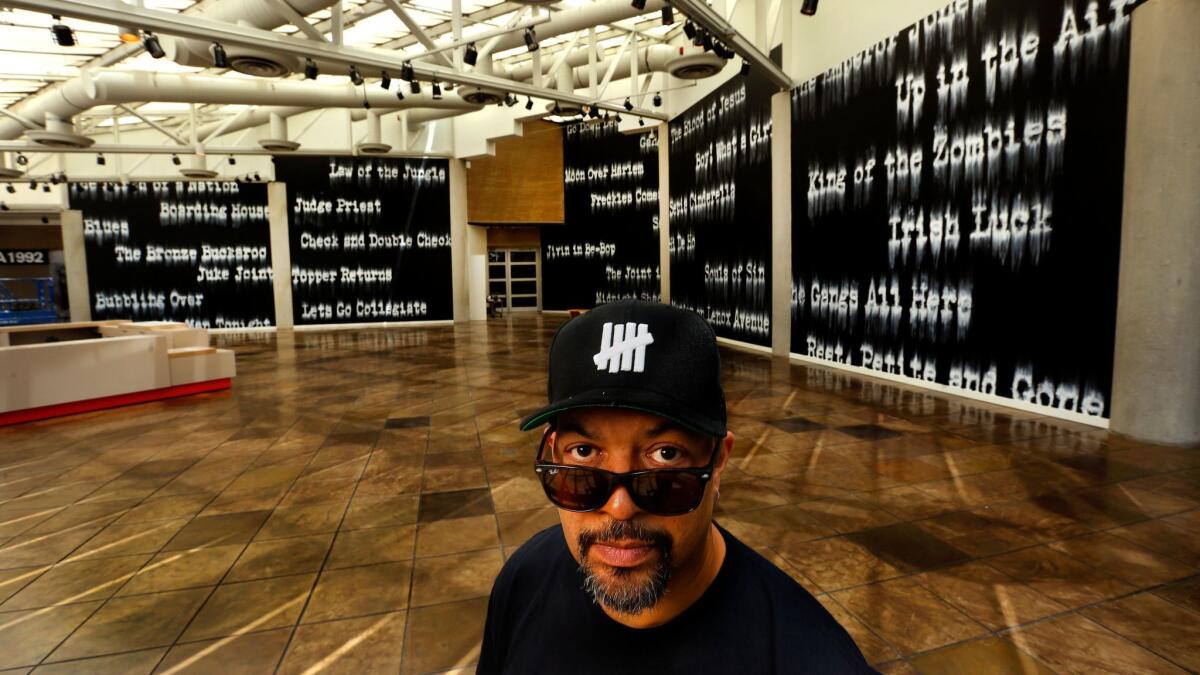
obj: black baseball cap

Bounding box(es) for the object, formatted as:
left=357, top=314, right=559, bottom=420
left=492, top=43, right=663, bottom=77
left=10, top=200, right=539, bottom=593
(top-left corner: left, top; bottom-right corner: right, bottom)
left=520, top=299, right=727, bottom=437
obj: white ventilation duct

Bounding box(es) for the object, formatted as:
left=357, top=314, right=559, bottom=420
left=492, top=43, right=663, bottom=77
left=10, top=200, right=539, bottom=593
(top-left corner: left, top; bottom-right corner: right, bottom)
left=259, top=112, right=301, bottom=151
left=357, top=111, right=391, bottom=154
left=534, top=44, right=727, bottom=89
left=159, top=0, right=340, bottom=78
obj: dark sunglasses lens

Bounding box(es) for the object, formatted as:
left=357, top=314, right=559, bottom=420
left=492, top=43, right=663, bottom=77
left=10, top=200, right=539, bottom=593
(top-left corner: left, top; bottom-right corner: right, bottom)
left=538, top=466, right=612, bottom=511
left=630, top=471, right=707, bottom=515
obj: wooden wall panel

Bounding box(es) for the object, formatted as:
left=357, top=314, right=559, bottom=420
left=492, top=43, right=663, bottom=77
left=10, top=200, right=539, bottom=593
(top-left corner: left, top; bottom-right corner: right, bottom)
left=467, top=120, right=563, bottom=225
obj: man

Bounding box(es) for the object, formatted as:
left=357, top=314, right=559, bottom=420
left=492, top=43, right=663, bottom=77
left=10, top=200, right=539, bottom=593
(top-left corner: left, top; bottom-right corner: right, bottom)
left=479, top=300, right=875, bottom=674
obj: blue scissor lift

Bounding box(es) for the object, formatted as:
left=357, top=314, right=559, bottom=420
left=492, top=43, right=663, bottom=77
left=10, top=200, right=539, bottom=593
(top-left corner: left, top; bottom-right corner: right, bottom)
left=0, top=277, right=59, bottom=326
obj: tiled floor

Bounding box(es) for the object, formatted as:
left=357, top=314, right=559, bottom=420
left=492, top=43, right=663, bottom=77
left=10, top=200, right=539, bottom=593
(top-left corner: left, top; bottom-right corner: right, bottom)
left=0, top=315, right=1197, bottom=674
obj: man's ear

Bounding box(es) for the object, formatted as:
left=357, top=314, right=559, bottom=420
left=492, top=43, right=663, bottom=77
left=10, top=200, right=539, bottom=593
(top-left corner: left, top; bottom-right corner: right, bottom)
left=713, top=431, right=734, bottom=476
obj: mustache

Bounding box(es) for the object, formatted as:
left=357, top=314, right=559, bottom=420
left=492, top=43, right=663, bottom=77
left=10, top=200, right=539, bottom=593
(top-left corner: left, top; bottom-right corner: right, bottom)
left=578, top=520, right=673, bottom=558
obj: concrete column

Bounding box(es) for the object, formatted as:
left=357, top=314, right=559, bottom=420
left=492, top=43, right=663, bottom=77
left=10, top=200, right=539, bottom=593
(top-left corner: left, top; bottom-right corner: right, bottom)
left=770, top=90, right=792, bottom=357
left=59, top=209, right=90, bottom=322
left=467, top=224, right=488, bottom=320
left=1109, top=0, right=1200, bottom=447
left=267, top=182, right=294, bottom=329
left=658, top=121, right=671, bottom=304
left=450, top=158, right=470, bottom=322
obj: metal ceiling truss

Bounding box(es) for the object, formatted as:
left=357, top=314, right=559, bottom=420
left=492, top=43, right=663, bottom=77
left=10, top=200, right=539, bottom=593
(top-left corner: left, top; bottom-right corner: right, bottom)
left=5, top=0, right=670, bottom=121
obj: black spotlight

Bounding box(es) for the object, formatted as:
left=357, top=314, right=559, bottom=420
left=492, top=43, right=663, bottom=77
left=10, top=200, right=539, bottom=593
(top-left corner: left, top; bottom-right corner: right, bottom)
left=50, top=16, right=76, bottom=47
left=304, top=58, right=318, bottom=79
left=396, top=88, right=405, bottom=101
left=349, top=65, right=364, bottom=86
left=507, top=94, right=519, bottom=107
left=380, top=70, right=391, bottom=89
left=228, top=156, right=236, bottom=165
left=801, top=0, right=818, bottom=15
left=0, top=203, right=7, bottom=211
left=525, top=96, right=533, bottom=110
left=431, top=81, right=442, bottom=99
left=552, top=102, right=562, bottom=115
left=401, top=61, right=415, bottom=81
left=661, top=5, right=674, bottom=24
left=631, top=0, right=647, bottom=9
left=143, top=32, right=165, bottom=59
left=589, top=106, right=600, bottom=119
left=42, top=184, right=50, bottom=193
left=15, top=153, right=27, bottom=166
left=211, top=42, right=228, bottom=68
left=524, top=27, right=538, bottom=52
left=700, top=32, right=714, bottom=51
left=410, top=79, right=421, bottom=94
left=638, top=117, right=645, bottom=126
left=253, top=172, right=261, bottom=181
left=5, top=184, right=14, bottom=194
left=28, top=180, right=36, bottom=190
left=653, top=92, right=662, bottom=107
left=171, top=154, right=181, bottom=166
left=40, top=216, right=49, bottom=223
left=464, top=42, right=478, bottom=67
left=623, top=97, right=633, bottom=111
left=615, top=113, right=622, bottom=123
left=683, top=21, right=697, bottom=40
left=741, top=59, right=751, bottom=76
left=96, top=154, right=106, bottom=166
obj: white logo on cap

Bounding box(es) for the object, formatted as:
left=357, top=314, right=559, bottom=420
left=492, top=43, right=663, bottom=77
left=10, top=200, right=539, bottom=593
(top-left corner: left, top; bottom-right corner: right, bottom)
left=593, top=322, right=654, bottom=373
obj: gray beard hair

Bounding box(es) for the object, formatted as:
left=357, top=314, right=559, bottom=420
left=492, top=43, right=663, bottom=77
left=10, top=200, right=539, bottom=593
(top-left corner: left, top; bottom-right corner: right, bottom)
left=577, top=521, right=673, bottom=615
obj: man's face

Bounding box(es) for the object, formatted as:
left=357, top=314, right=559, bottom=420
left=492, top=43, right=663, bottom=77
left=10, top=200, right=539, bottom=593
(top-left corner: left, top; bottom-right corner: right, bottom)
left=547, top=408, right=732, bottom=615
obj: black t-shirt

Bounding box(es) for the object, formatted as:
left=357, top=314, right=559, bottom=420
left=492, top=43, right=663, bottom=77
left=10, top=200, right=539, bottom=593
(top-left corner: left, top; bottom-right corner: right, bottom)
left=478, top=523, right=877, bottom=674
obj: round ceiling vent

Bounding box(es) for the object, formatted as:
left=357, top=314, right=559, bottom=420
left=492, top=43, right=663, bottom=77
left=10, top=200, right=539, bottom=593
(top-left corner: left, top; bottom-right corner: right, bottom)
left=461, top=88, right=505, bottom=105
left=356, top=142, right=392, bottom=154
left=258, top=138, right=301, bottom=151
left=25, top=130, right=95, bottom=149
left=668, top=52, right=726, bottom=80
left=545, top=101, right=583, bottom=117
left=180, top=167, right=219, bottom=179
left=231, top=56, right=290, bottom=78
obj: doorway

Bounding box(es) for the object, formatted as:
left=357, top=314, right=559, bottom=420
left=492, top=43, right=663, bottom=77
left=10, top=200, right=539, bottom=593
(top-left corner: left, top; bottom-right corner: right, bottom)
left=488, top=248, right=541, bottom=313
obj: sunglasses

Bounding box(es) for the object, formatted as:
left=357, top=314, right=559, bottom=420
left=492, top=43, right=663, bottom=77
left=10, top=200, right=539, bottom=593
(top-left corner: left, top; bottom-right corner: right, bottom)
left=533, top=432, right=721, bottom=516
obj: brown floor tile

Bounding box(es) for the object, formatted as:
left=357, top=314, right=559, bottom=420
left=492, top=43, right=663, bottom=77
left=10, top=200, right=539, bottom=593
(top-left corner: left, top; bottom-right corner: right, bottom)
left=1, top=554, right=148, bottom=611
left=792, top=495, right=900, bottom=534
left=489, top=474, right=548, bottom=513
left=180, top=574, right=314, bottom=642
left=0, top=566, right=45, bottom=606
left=914, top=509, right=1036, bottom=557
left=814, top=595, right=900, bottom=664
left=1110, top=519, right=1200, bottom=567
left=226, top=534, right=333, bottom=582
left=1154, top=575, right=1200, bottom=613
left=422, top=451, right=488, bottom=493
left=832, top=578, right=988, bottom=655
left=0, top=601, right=102, bottom=669
left=717, top=505, right=836, bottom=551
left=417, top=489, right=494, bottom=524
left=113, top=496, right=213, bottom=527
left=986, top=545, right=1136, bottom=609
left=161, top=511, right=271, bottom=552
left=1048, top=532, right=1194, bottom=588
left=34, top=648, right=166, bottom=675
left=0, top=525, right=107, bottom=569
left=913, top=561, right=1067, bottom=631
left=327, top=525, right=416, bottom=569
left=302, top=562, right=412, bottom=623
left=845, top=523, right=970, bottom=573
left=50, top=588, right=209, bottom=661
left=280, top=611, right=405, bottom=675
left=909, top=636, right=1055, bottom=675
left=156, top=628, right=291, bottom=674
left=416, top=514, right=500, bottom=558
left=118, top=545, right=244, bottom=596
left=254, top=503, right=347, bottom=541
left=342, top=495, right=419, bottom=531
left=1080, top=593, right=1200, bottom=672
left=495, top=507, right=559, bottom=551
left=776, top=536, right=904, bottom=592
left=410, top=549, right=503, bottom=607
left=711, top=480, right=790, bottom=513
left=69, top=519, right=190, bottom=560
left=401, top=597, right=487, bottom=675
left=1011, top=614, right=1186, bottom=674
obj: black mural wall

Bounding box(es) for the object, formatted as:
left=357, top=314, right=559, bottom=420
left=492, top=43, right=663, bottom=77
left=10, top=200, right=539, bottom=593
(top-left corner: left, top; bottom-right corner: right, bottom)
left=275, top=156, right=452, bottom=325
left=69, top=181, right=274, bottom=328
left=669, top=69, right=775, bottom=347
left=790, top=0, right=1132, bottom=418
left=542, top=120, right=661, bottom=310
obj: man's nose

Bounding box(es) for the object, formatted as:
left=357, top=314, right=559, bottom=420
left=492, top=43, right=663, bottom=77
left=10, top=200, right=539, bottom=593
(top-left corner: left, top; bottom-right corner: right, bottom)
left=601, top=484, right=640, bottom=521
